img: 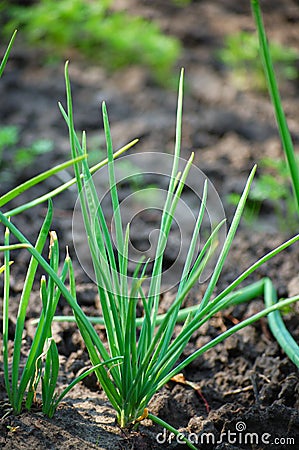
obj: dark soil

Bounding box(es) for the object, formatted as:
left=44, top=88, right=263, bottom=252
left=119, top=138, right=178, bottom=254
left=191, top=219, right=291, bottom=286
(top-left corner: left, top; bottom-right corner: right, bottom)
left=0, top=1, right=299, bottom=449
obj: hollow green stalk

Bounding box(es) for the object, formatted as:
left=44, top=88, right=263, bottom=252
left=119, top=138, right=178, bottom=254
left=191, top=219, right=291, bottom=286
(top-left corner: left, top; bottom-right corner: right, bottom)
left=251, top=0, right=299, bottom=210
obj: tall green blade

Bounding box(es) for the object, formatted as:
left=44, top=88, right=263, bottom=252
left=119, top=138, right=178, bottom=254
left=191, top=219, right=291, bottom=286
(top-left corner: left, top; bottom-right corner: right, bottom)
left=251, top=0, right=299, bottom=211
left=198, top=165, right=257, bottom=312
left=0, top=30, right=17, bottom=77
left=3, top=228, right=12, bottom=402
left=147, top=69, right=185, bottom=315
left=0, top=156, right=85, bottom=208
left=11, top=202, right=53, bottom=409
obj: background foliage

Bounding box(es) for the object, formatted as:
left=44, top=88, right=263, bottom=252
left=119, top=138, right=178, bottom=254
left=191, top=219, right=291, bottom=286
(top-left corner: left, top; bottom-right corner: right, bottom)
left=0, top=0, right=181, bottom=84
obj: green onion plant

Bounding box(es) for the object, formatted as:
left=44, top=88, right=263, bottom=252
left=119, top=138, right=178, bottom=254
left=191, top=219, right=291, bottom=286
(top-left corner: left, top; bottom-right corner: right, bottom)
left=228, top=155, right=298, bottom=232
left=218, top=30, right=298, bottom=91
left=51, top=57, right=298, bottom=447
left=3, top=208, right=65, bottom=417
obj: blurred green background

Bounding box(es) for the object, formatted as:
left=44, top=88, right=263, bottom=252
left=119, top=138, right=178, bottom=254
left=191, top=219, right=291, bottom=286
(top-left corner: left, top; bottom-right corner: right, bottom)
left=0, top=0, right=181, bottom=85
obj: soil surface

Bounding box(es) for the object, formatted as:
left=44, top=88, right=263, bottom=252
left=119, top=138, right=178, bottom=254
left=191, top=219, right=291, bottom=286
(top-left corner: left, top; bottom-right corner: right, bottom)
left=1, top=1, right=299, bottom=449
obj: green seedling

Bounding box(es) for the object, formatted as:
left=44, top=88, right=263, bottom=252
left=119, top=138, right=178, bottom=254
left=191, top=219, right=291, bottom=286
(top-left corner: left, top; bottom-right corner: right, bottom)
left=228, top=156, right=298, bottom=232
left=228, top=0, right=299, bottom=233
left=13, top=138, right=53, bottom=170
left=172, top=0, right=192, bottom=6
left=0, top=126, right=19, bottom=153
left=49, top=63, right=299, bottom=448
left=3, top=0, right=180, bottom=85
left=218, top=30, right=298, bottom=91
left=0, top=125, right=54, bottom=184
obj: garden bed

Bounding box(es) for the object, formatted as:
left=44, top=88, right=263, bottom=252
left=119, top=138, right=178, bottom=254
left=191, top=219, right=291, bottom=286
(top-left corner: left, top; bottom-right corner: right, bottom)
left=0, top=1, right=298, bottom=449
